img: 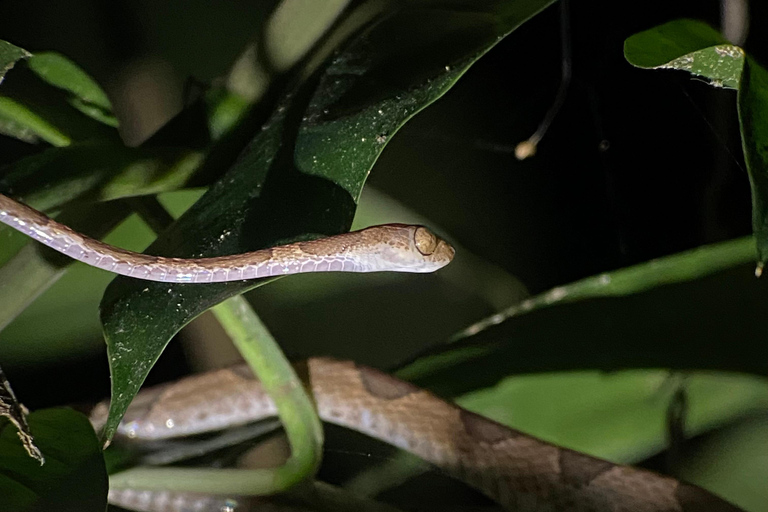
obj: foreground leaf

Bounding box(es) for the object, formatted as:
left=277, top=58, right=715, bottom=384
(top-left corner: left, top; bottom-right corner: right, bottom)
left=99, top=0, right=558, bottom=442
left=0, top=408, right=107, bottom=512
left=625, top=19, right=768, bottom=269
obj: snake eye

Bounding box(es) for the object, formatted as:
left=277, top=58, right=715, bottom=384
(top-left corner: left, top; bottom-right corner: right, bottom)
left=413, top=227, right=438, bottom=256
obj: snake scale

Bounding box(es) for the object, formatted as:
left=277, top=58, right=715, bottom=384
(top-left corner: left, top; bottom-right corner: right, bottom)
left=0, top=193, right=744, bottom=511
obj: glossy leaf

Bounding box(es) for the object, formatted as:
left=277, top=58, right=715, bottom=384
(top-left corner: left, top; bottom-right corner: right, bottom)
left=625, top=19, right=768, bottom=269
left=0, top=408, right=107, bottom=512
left=623, top=19, right=732, bottom=83
left=99, top=0, right=559, bottom=442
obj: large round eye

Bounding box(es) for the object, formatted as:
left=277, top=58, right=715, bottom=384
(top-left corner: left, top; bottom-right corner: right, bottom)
left=413, top=227, right=438, bottom=255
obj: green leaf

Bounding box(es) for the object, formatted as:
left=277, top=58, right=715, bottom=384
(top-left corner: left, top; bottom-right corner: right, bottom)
left=98, top=0, right=559, bottom=442
left=0, top=408, right=108, bottom=512
left=0, top=40, right=30, bottom=84
left=398, top=238, right=766, bottom=396
left=446, top=236, right=755, bottom=341
left=623, top=19, right=730, bottom=76
left=0, top=97, right=71, bottom=146
left=0, top=87, right=247, bottom=341
left=0, top=144, right=203, bottom=211
left=738, top=59, right=768, bottom=272
left=625, top=19, right=768, bottom=268
left=26, top=52, right=118, bottom=127
left=0, top=41, right=117, bottom=145
left=675, top=416, right=768, bottom=512
left=458, top=370, right=768, bottom=464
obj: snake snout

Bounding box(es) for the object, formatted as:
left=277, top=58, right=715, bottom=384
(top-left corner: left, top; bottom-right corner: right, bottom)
left=433, top=239, right=455, bottom=267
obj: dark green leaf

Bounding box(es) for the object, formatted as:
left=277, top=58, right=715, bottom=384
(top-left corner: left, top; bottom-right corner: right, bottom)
left=0, top=40, right=36, bottom=142
left=398, top=240, right=766, bottom=396
left=445, top=237, right=755, bottom=341
left=0, top=40, right=30, bottom=84
left=625, top=18, right=768, bottom=268
left=98, top=0, right=559, bottom=442
left=738, top=58, right=768, bottom=271
left=623, top=19, right=729, bottom=71
left=0, top=408, right=107, bottom=512
left=0, top=143, right=203, bottom=211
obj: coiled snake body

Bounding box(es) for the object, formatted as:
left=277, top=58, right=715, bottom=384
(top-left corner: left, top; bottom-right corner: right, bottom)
left=95, top=359, right=742, bottom=512
left=0, top=193, right=743, bottom=511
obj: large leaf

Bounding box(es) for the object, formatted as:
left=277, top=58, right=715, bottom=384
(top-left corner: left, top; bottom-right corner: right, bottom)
left=0, top=408, right=107, bottom=512
left=98, top=0, right=558, bottom=442
left=625, top=19, right=768, bottom=270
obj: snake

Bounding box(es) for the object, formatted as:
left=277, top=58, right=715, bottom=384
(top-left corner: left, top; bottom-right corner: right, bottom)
left=0, top=193, right=743, bottom=511
left=91, top=359, right=745, bottom=512
left=0, top=193, right=455, bottom=282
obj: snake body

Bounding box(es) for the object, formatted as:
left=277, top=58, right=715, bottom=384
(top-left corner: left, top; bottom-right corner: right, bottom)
left=1, top=193, right=742, bottom=510
left=92, top=359, right=743, bottom=512
left=0, top=194, right=454, bottom=282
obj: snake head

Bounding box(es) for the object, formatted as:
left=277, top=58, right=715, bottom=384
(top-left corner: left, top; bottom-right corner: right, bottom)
left=364, top=224, right=455, bottom=273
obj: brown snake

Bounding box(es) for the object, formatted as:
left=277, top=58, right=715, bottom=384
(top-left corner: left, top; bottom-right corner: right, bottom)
left=91, top=359, right=744, bottom=512
left=0, top=194, right=454, bottom=282
left=0, top=194, right=742, bottom=510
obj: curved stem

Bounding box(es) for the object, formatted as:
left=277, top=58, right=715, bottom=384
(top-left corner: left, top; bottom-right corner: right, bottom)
left=109, top=294, right=324, bottom=495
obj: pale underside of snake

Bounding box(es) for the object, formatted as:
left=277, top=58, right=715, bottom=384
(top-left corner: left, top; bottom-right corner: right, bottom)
left=0, top=194, right=455, bottom=282
left=91, top=359, right=744, bottom=512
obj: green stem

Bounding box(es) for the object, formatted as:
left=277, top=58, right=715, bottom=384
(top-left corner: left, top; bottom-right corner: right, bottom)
left=215, top=295, right=324, bottom=489
left=109, top=295, right=323, bottom=495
